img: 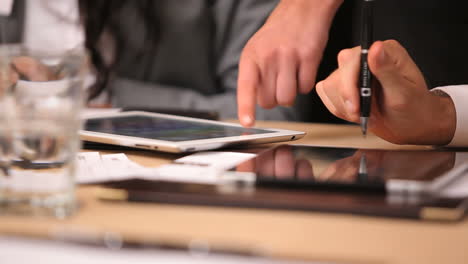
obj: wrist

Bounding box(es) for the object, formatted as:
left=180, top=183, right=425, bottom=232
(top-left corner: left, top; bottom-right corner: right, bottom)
left=429, top=91, right=456, bottom=145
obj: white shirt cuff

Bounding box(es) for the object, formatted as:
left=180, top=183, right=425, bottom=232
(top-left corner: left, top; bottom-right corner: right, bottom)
left=433, top=85, right=468, bottom=147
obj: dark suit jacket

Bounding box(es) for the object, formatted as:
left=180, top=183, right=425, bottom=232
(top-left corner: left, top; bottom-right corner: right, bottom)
left=301, top=0, right=468, bottom=122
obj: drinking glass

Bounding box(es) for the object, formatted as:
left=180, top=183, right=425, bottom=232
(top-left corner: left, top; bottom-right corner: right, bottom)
left=0, top=44, right=88, bottom=218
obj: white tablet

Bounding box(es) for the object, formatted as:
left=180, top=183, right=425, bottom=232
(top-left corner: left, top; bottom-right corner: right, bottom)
left=80, top=111, right=305, bottom=153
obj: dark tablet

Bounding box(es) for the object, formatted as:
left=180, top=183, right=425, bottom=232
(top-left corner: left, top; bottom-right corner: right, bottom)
left=231, top=145, right=465, bottom=194
left=95, top=145, right=468, bottom=221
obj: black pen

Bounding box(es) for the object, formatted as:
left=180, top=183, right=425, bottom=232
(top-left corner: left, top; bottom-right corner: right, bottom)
left=359, top=0, right=374, bottom=136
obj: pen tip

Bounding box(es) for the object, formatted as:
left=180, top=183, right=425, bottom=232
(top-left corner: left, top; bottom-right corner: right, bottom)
left=360, top=117, right=368, bottom=137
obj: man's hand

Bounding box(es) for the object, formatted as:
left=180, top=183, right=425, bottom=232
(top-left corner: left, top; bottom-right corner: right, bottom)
left=316, top=40, right=456, bottom=145
left=237, top=0, right=343, bottom=127
left=236, top=145, right=313, bottom=179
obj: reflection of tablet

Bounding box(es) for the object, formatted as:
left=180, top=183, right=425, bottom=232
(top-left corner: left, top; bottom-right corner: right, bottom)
left=231, top=145, right=466, bottom=194
left=80, top=111, right=305, bottom=153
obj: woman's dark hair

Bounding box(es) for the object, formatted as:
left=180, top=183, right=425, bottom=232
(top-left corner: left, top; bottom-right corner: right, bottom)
left=78, top=0, right=158, bottom=100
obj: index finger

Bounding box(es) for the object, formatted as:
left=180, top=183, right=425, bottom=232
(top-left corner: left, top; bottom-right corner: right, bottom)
left=237, top=56, right=259, bottom=127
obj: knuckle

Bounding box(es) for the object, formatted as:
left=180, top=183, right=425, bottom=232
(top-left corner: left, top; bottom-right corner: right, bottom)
left=254, top=43, right=283, bottom=60
left=277, top=45, right=296, bottom=58
left=258, top=49, right=278, bottom=64
left=299, top=46, right=320, bottom=62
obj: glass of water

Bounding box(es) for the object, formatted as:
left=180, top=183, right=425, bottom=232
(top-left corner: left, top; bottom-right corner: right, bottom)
left=0, top=44, right=87, bottom=218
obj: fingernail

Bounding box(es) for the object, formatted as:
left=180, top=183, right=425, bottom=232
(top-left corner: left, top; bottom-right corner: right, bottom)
left=242, top=115, right=254, bottom=126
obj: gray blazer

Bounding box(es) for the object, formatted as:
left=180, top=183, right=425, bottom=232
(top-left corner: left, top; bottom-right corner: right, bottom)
left=1, top=0, right=298, bottom=121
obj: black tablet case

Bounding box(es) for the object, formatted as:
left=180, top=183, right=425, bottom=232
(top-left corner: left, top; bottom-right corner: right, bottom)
left=96, top=179, right=468, bottom=222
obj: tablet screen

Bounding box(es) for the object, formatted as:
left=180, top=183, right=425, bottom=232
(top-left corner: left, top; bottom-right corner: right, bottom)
left=84, top=115, right=274, bottom=142
left=234, top=145, right=457, bottom=189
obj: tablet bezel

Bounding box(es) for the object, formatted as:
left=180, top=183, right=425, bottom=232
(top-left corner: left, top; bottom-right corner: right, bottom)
left=79, top=111, right=305, bottom=153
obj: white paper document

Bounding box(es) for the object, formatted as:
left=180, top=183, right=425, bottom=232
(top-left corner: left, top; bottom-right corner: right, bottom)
left=174, top=151, right=256, bottom=170
left=76, top=151, right=256, bottom=185
left=76, top=152, right=158, bottom=184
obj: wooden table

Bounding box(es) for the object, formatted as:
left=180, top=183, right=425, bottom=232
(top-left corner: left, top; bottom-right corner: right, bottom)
left=1, top=121, right=467, bottom=264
